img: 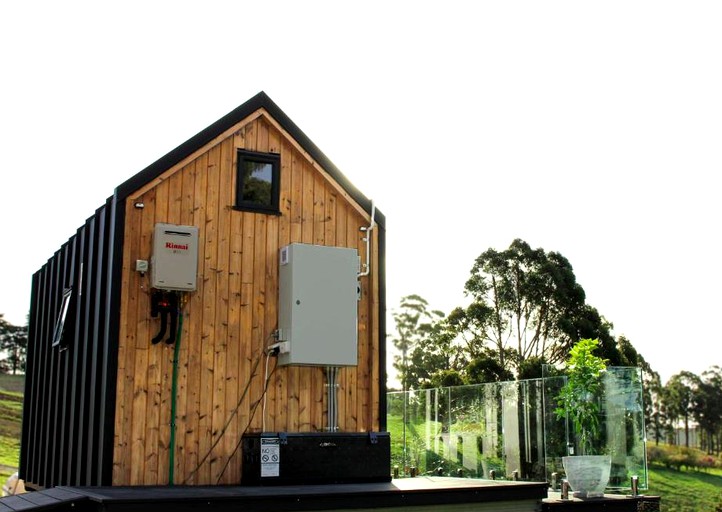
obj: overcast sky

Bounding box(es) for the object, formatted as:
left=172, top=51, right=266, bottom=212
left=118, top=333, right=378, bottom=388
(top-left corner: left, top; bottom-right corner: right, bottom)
left=1, top=1, right=720, bottom=384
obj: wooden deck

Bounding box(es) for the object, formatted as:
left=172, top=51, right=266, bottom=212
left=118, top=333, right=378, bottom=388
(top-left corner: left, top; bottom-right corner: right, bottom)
left=0, top=487, right=90, bottom=512
left=0, top=478, right=546, bottom=512
left=0, top=479, right=661, bottom=512
left=543, top=491, right=661, bottom=511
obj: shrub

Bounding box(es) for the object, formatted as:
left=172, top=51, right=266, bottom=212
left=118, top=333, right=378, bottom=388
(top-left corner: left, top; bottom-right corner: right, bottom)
left=646, top=445, right=667, bottom=465
left=698, top=455, right=716, bottom=471
left=648, top=444, right=722, bottom=472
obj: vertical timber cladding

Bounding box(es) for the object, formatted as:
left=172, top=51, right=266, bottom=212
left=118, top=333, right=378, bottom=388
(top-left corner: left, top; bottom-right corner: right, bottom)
left=113, top=112, right=381, bottom=486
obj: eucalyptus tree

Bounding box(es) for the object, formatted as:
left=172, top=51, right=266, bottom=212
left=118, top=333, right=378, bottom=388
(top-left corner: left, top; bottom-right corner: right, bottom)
left=646, top=372, right=667, bottom=446
left=391, top=294, right=448, bottom=390
left=664, top=372, right=699, bottom=447
left=617, top=334, right=659, bottom=431
left=691, top=366, right=722, bottom=454
left=0, top=314, right=28, bottom=375
left=449, top=239, right=592, bottom=376
left=406, top=314, right=468, bottom=390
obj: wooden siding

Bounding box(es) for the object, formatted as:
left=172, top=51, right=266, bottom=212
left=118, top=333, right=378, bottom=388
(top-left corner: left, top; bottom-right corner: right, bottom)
left=112, top=113, right=381, bottom=486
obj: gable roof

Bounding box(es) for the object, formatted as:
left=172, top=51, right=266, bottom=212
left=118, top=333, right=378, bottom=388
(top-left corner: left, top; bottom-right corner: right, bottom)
left=114, top=91, right=384, bottom=229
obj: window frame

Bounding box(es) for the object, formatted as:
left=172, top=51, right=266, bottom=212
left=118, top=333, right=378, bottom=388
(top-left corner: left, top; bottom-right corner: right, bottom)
left=52, top=287, right=73, bottom=348
left=234, top=149, right=281, bottom=214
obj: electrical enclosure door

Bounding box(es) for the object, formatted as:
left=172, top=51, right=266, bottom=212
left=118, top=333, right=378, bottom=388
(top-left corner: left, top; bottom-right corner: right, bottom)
left=278, top=243, right=359, bottom=366
left=151, top=223, right=199, bottom=291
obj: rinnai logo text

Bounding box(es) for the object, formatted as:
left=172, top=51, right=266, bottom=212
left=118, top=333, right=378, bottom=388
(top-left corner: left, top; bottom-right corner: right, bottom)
left=166, top=242, right=189, bottom=251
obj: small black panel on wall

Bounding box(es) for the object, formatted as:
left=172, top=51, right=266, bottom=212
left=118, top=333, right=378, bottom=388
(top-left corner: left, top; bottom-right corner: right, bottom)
left=241, top=432, right=391, bottom=486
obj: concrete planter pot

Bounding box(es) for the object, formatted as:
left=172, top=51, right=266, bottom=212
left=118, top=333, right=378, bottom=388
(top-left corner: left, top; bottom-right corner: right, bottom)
left=562, top=455, right=611, bottom=498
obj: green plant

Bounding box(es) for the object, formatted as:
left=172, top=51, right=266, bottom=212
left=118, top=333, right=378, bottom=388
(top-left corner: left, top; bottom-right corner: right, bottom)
left=555, top=338, right=608, bottom=455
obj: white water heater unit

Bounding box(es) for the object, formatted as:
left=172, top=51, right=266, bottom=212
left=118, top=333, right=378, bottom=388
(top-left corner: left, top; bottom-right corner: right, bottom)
left=151, top=223, right=199, bottom=291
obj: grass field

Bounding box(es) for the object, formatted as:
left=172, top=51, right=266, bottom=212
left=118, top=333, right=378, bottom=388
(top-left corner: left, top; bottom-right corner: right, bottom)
left=647, top=465, right=722, bottom=512
left=0, top=375, right=23, bottom=394
left=0, top=379, right=22, bottom=484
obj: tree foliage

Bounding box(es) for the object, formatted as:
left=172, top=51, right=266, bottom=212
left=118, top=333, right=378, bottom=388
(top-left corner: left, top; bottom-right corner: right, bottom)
left=660, top=368, right=722, bottom=454
left=0, top=314, right=28, bottom=374
left=690, top=366, right=722, bottom=455
left=465, top=350, right=514, bottom=384
left=390, top=240, right=654, bottom=392
left=391, top=295, right=449, bottom=390
left=450, top=239, right=610, bottom=375
left=663, top=371, right=699, bottom=448
left=615, top=334, right=660, bottom=434
left=386, top=239, right=722, bottom=449
left=646, top=371, right=667, bottom=446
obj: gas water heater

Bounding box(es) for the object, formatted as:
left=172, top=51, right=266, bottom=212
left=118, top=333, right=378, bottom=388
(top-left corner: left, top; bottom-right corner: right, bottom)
left=151, top=223, right=199, bottom=291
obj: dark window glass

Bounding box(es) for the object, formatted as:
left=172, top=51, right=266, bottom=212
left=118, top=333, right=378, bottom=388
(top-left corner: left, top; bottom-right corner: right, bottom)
left=236, top=150, right=280, bottom=213
left=242, top=161, right=273, bottom=204
left=52, top=287, right=72, bottom=347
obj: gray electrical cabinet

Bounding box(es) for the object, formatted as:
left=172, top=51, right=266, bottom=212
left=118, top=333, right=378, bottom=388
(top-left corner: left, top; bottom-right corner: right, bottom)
left=278, top=243, right=359, bottom=366
left=151, top=223, right=199, bottom=291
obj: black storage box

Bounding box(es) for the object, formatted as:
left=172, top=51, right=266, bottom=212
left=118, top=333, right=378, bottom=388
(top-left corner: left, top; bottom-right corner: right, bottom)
left=241, top=431, right=391, bottom=485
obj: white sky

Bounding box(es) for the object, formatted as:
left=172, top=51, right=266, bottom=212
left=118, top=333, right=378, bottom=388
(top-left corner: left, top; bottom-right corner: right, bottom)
left=1, top=1, right=720, bottom=384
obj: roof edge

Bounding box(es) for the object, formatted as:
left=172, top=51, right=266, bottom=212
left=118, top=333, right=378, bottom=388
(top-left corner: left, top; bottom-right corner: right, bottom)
left=115, top=91, right=385, bottom=228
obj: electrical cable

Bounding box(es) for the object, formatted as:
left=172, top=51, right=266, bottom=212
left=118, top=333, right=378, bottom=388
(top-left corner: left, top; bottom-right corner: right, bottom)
left=216, top=356, right=278, bottom=484
left=262, top=350, right=273, bottom=432
left=182, top=333, right=274, bottom=485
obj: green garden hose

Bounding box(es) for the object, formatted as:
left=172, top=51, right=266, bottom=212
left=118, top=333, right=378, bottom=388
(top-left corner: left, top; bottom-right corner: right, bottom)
left=168, top=307, right=183, bottom=485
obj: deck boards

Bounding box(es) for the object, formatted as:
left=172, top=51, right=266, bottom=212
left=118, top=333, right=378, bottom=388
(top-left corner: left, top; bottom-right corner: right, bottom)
left=0, top=486, right=88, bottom=511
left=1, top=479, right=550, bottom=512
left=0, top=482, right=663, bottom=512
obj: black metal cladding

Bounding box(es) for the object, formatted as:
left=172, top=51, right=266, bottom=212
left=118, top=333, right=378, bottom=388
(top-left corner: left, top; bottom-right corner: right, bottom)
left=21, top=196, right=122, bottom=489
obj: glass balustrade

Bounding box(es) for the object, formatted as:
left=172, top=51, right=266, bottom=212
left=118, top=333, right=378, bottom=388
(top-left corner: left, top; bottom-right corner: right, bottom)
left=387, top=367, right=647, bottom=492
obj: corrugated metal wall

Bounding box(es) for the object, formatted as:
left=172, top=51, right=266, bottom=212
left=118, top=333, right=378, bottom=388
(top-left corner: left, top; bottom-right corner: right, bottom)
left=20, top=196, right=123, bottom=488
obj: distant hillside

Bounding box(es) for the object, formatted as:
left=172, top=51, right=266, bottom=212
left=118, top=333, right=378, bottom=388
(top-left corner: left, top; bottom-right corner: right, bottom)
left=0, top=380, right=22, bottom=482
left=0, top=375, right=24, bottom=394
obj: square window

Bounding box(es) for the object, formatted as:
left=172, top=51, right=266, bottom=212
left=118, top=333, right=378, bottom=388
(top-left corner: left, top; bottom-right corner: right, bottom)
left=235, top=150, right=280, bottom=213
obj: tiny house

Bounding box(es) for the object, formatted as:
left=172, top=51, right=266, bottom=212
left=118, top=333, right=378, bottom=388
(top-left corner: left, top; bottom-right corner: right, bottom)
left=21, top=92, right=386, bottom=489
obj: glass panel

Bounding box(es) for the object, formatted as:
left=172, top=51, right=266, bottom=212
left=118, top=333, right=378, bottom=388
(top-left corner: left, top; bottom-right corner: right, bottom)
left=542, top=374, right=568, bottom=484
left=448, top=386, right=482, bottom=477
left=542, top=366, right=648, bottom=491
left=478, top=382, right=504, bottom=478
left=242, top=161, right=273, bottom=205
left=604, top=367, right=648, bottom=490
left=388, top=367, right=647, bottom=492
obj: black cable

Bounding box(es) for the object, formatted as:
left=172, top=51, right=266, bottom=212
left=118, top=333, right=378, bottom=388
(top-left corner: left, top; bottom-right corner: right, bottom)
left=182, top=337, right=271, bottom=484
left=216, top=355, right=278, bottom=484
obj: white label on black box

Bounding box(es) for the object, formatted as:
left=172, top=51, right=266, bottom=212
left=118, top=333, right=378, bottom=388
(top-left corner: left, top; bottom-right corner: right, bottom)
left=260, top=437, right=280, bottom=477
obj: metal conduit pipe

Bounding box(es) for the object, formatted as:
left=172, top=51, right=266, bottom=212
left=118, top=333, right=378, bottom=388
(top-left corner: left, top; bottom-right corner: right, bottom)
left=357, top=201, right=376, bottom=278
left=325, top=366, right=340, bottom=432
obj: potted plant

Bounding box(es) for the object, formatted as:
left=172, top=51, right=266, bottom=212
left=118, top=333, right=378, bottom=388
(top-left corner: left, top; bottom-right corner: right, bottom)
left=555, top=338, right=611, bottom=498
